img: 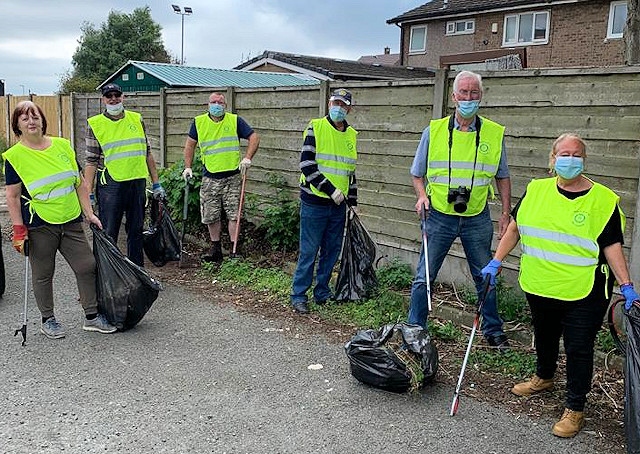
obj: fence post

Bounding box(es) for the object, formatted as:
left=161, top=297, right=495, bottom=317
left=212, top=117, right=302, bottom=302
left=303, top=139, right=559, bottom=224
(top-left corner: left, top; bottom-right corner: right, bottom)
left=57, top=94, right=63, bottom=137
left=159, top=87, right=167, bottom=168
left=69, top=93, right=76, bottom=151
left=226, top=86, right=235, bottom=113
left=319, top=80, right=329, bottom=117
left=432, top=68, right=449, bottom=120
left=4, top=95, right=9, bottom=145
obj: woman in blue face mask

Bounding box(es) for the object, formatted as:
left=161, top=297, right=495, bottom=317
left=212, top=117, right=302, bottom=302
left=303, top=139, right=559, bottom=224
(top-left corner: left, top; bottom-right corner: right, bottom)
left=481, top=133, right=637, bottom=438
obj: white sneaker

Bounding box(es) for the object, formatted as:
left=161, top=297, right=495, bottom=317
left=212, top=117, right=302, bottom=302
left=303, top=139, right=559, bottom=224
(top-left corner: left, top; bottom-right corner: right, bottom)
left=83, top=314, right=117, bottom=334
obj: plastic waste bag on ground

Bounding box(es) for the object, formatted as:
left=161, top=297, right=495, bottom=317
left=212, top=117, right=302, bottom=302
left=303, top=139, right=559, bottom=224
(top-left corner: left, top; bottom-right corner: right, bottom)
left=625, top=304, right=640, bottom=454
left=143, top=198, right=181, bottom=267
left=92, top=225, right=162, bottom=331
left=344, top=322, right=438, bottom=393
left=335, top=209, right=378, bottom=301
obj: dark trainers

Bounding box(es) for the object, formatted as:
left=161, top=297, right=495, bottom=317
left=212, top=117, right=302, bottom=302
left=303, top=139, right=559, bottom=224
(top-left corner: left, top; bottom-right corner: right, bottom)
left=83, top=314, right=117, bottom=334
left=202, top=242, right=223, bottom=263
left=487, top=334, right=510, bottom=352
left=512, top=375, right=554, bottom=397
left=41, top=317, right=66, bottom=339
left=293, top=302, right=309, bottom=314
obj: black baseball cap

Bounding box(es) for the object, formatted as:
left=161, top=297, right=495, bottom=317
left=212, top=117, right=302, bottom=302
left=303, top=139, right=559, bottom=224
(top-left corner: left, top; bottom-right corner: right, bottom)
left=101, top=83, right=123, bottom=96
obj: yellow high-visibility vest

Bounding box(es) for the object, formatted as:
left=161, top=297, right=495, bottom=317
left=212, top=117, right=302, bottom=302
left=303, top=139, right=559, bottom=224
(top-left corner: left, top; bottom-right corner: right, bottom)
left=426, top=115, right=504, bottom=216
left=88, top=110, right=148, bottom=181
left=517, top=177, right=624, bottom=300
left=300, top=117, right=357, bottom=198
left=195, top=113, right=240, bottom=173
left=3, top=137, right=81, bottom=224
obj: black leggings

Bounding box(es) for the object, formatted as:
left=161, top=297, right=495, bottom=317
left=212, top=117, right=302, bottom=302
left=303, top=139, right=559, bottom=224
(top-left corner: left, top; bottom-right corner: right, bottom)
left=526, top=277, right=612, bottom=411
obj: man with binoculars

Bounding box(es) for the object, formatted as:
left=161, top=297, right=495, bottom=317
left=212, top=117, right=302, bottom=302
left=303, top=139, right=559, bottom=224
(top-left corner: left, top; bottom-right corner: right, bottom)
left=407, top=70, right=512, bottom=351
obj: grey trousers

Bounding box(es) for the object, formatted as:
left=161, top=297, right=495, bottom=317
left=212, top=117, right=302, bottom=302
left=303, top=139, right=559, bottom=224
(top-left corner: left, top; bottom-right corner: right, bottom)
left=28, top=222, right=97, bottom=319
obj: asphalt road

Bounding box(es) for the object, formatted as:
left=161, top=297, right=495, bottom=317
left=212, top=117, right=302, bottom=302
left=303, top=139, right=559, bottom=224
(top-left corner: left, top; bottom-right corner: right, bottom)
left=0, top=236, right=618, bottom=454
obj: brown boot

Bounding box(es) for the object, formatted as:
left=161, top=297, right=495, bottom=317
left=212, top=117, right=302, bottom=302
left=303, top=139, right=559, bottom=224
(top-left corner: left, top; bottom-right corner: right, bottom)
left=511, top=375, right=554, bottom=397
left=552, top=408, right=585, bottom=438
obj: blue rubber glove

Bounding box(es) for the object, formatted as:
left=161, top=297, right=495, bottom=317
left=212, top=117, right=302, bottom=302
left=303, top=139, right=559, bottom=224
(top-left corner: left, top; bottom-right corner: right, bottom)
left=620, top=283, right=640, bottom=310
left=481, top=258, right=502, bottom=286
left=152, top=182, right=166, bottom=200
left=89, top=193, right=96, bottom=206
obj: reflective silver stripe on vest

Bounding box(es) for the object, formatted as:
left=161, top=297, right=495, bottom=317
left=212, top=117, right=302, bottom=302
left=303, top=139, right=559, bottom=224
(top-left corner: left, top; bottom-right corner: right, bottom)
left=32, top=184, right=76, bottom=201
left=28, top=170, right=78, bottom=191
left=519, top=226, right=598, bottom=253
left=429, top=160, right=498, bottom=173
left=203, top=146, right=239, bottom=156
left=428, top=176, right=491, bottom=186
left=317, top=164, right=352, bottom=176
left=104, top=150, right=147, bottom=164
left=200, top=136, right=238, bottom=148
left=101, top=138, right=147, bottom=152
left=521, top=244, right=598, bottom=266
left=316, top=153, right=357, bottom=166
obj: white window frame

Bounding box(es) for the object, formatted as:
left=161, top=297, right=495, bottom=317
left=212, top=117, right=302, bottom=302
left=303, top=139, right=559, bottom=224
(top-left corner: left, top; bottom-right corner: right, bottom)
left=409, top=25, right=427, bottom=53
left=136, top=72, right=144, bottom=80
left=502, top=10, right=550, bottom=46
left=121, top=74, right=129, bottom=81
left=446, top=19, right=475, bottom=35
left=607, top=0, right=627, bottom=39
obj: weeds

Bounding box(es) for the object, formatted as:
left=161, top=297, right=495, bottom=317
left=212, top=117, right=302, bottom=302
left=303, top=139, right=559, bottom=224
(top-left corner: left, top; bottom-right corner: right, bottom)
left=429, top=319, right=463, bottom=342
left=376, top=258, right=413, bottom=291
left=158, top=154, right=203, bottom=235
left=469, top=349, right=536, bottom=378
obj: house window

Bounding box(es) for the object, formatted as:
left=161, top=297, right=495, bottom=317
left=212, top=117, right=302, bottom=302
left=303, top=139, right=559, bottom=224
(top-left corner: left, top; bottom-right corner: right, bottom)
left=607, top=0, right=627, bottom=38
left=446, top=19, right=475, bottom=35
left=122, top=74, right=129, bottom=81
left=409, top=25, right=427, bottom=53
left=136, top=72, right=144, bottom=80
left=503, top=11, right=549, bottom=45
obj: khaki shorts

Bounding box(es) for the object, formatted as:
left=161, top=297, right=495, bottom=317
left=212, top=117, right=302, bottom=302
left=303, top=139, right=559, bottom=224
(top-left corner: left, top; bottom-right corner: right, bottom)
left=200, top=174, right=242, bottom=224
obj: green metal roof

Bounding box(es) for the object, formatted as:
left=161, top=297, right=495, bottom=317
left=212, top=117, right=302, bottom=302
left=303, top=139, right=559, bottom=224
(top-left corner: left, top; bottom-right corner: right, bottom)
left=100, top=60, right=320, bottom=90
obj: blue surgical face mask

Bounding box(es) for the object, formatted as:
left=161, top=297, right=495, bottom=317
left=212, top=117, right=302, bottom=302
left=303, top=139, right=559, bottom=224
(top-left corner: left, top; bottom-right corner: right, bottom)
left=457, top=100, right=480, bottom=119
left=554, top=156, right=584, bottom=179
left=209, top=103, right=225, bottom=117
left=105, top=102, right=124, bottom=116
left=329, top=105, right=347, bottom=122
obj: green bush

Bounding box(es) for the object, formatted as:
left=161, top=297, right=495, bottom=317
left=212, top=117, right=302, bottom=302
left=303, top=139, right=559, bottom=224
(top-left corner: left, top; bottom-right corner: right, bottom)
left=158, top=153, right=203, bottom=235
left=246, top=173, right=299, bottom=252
left=376, top=258, right=413, bottom=291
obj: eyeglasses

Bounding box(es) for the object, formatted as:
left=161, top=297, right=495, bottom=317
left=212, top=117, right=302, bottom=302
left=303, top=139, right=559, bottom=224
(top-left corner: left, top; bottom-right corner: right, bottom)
left=104, top=93, right=122, bottom=99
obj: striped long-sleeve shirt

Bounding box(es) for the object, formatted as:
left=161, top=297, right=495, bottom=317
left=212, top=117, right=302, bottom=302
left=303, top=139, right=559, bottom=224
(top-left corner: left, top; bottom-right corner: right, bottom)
left=299, top=116, right=357, bottom=206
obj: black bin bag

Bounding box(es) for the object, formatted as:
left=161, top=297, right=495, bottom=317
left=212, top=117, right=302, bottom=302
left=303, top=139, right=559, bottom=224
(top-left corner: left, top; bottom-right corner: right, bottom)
left=335, top=209, right=378, bottom=301
left=143, top=198, right=181, bottom=267
left=92, top=225, right=162, bottom=331
left=345, top=323, right=438, bottom=393
left=625, top=304, right=640, bottom=454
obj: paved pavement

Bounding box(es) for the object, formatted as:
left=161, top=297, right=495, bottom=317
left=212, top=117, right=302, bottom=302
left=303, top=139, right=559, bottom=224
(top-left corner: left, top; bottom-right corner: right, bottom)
left=0, top=226, right=622, bottom=454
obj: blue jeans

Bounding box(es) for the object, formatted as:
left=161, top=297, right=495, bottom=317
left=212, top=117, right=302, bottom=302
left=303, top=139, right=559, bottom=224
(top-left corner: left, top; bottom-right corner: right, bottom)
left=97, top=170, right=146, bottom=267
left=291, top=200, right=346, bottom=305
left=408, top=205, right=504, bottom=339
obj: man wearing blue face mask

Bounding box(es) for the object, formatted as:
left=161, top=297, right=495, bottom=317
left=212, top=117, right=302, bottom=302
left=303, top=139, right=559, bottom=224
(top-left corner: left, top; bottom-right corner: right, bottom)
left=408, top=70, right=512, bottom=350
left=290, top=88, right=357, bottom=314
left=182, top=92, right=259, bottom=263
left=84, top=83, right=164, bottom=266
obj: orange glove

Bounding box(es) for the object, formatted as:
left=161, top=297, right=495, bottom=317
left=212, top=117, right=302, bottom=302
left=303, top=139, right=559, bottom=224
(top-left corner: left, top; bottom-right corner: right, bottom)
left=12, top=224, right=28, bottom=255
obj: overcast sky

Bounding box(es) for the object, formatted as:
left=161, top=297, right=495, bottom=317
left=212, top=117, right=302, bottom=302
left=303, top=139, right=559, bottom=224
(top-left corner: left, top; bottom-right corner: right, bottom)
left=0, top=0, right=426, bottom=95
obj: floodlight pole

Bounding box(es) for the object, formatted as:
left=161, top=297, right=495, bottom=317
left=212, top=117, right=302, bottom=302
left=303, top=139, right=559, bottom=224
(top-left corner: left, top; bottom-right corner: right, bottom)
left=172, top=5, right=192, bottom=65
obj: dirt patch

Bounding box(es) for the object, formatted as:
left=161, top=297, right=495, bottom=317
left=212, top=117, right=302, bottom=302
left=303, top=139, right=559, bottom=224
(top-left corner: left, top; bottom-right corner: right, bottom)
left=150, top=220, right=627, bottom=454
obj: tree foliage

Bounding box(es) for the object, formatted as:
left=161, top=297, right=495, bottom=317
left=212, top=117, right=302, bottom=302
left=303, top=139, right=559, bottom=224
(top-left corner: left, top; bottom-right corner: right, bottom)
left=59, top=6, right=171, bottom=93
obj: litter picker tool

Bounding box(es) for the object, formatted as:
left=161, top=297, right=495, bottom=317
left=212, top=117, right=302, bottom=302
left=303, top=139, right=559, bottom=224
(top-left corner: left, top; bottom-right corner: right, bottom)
left=450, top=276, right=491, bottom=416
left=14, top=241, right=30, bottom=346
left=420, top=204, right=432, bottom=312
left=231, top=171, right=248, bottom=258
left=179, top=177, right=192, bottom=268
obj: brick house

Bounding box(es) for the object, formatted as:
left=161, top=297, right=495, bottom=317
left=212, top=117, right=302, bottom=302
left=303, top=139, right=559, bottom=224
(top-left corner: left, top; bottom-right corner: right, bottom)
left=387, top=0, right=628, bottom=69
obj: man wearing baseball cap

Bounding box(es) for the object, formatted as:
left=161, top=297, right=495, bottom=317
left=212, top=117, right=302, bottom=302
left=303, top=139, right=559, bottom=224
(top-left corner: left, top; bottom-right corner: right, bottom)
left=290, top=88, right=358, bottom=314
left=84, top=83, right=164, bottom=266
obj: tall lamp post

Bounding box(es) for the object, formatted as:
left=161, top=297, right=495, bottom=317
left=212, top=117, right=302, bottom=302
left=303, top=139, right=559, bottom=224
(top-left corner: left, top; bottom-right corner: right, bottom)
left=171, top=4, right=193, bottom=65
